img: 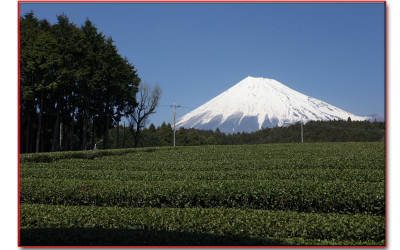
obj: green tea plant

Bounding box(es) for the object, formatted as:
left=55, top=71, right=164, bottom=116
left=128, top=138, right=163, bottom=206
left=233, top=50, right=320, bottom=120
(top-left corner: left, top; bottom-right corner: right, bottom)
left=19, top=142, right=385, bottom=246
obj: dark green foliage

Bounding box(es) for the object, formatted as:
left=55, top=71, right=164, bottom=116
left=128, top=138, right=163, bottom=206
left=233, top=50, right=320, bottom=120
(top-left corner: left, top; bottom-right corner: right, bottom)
left=20, top=168, right=384, bottom=183
left=19, top=146, right=161, bottom=163
left=19, top=141, right=385, bottom=246
left=103, top=120, right=385, bottom=148
left=20, top=178, right=384, bottom=215
left=19, top=12, right=140, bottom=153
left=20, top=205, right=384, bottom=246
left=20, top=142, right=384, bottom=168
left=220, top=120, right=384, bottom=145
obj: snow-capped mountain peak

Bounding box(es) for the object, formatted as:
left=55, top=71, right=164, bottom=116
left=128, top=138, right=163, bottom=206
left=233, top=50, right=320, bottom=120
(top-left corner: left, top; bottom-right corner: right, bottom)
left=176, top=76, right=371, bottom=133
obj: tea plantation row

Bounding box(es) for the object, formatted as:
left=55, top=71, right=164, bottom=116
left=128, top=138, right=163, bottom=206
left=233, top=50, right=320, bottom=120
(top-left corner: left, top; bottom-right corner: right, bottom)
left=19, top=142, right=385, bottom=246
left=20, top=168, right=384, bottom=182
left=20, top=178, right=384, bottom=215
left=20, top=204, right=384, bottom=246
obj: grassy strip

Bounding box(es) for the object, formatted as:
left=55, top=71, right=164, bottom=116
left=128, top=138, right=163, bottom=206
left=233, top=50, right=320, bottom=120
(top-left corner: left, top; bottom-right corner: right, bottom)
left=19, top=147, right=166, bottom=163
left=20, top=178, right=384, bottom=215
left=19, top=204, right=385, bottom=246
left=20, top=143, right=384, bottom=170
left=20, top=167, right=384, bottom=183
left=21, top=157, right=384, bottom=171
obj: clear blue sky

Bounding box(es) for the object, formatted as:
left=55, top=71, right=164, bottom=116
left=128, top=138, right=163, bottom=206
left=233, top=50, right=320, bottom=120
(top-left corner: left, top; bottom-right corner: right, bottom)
left=19, top=2, right=385, bottom=127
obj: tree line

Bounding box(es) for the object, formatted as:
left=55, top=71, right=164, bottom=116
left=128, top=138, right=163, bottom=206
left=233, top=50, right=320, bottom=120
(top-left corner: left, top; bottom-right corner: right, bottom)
left=101, top=119, right=384, bottom=149
left=19, top=12, right=161, bottom=153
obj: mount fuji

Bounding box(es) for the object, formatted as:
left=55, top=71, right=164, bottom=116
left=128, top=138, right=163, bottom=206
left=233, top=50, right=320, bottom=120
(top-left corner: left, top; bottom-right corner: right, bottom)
left=175, top=76, right=372, bottom=134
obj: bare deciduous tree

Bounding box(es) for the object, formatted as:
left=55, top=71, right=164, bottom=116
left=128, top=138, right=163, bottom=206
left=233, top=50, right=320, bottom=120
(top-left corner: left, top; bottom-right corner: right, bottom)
left=129, top=82, right=161, bottom=147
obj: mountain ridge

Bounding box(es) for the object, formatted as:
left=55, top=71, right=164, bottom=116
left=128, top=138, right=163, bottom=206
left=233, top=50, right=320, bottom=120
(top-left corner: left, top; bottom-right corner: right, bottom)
left=176, top=76, right=372, bottom=133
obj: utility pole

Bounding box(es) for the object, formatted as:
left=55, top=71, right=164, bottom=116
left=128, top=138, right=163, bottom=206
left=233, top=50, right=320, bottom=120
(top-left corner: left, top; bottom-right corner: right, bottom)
left=59, top=122, right=63, bottom=149
left=94, top=139, right=103, bottom=150
left=171, top=102, right=182, bottom=147
left=123, top=121, right=126, bottom=148
left=301, top=122, right=304, bottom=143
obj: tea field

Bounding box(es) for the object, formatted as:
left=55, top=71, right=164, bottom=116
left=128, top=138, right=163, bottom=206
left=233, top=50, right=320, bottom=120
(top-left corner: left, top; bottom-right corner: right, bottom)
left=19, top=142, right=385, bottom=246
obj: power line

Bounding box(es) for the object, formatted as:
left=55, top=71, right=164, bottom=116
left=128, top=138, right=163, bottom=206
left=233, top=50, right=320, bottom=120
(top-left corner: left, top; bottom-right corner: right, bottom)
left=180, top=106, right=195, bottom=110
left=159, top=104, right=194, bottom=110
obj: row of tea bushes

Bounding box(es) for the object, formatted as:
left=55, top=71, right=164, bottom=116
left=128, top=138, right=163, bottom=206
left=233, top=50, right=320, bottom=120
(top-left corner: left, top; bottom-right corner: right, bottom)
left=20, top=204, right=385, bottom=246
left=20, top=178, right=384, bottom=215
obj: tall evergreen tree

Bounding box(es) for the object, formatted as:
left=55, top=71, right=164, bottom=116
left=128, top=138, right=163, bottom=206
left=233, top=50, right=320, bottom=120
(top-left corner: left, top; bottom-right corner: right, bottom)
left=19, top=12, right=40, bottom=153
left=78, top=19, right=106, bottom=150
left=19, top=12, right=140, bottom=153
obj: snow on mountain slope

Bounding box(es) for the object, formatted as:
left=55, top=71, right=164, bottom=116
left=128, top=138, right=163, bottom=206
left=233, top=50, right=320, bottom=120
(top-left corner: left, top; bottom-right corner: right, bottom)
left=176, top=76, right=371, bottom=133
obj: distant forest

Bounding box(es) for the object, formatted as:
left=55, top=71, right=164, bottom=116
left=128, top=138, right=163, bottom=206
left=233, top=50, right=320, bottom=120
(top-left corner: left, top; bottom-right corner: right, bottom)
left=103, top=119, right=385, bottom=149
